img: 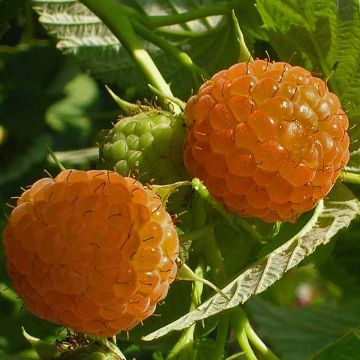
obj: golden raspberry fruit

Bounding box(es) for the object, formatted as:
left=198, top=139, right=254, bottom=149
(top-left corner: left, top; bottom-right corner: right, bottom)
left=3, top=170, right=179, bottom=337
left=184, top=60, right=350, bottom=223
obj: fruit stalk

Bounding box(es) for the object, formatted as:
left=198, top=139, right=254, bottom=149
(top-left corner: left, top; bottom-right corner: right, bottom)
left=339, top=171, right=360, bottom=185
left=144, top=0, right=242, bottom=28
left=192, top=179, right=264, bottom=242
left=244, top=319, right=280, bottom=360
left=79, top=0, right=179, bottom=112
left=231, top=308, right=258, bottom=360
left=165, top=263, right=205, bottom=360
left=131, top=19, right=208, bottom=82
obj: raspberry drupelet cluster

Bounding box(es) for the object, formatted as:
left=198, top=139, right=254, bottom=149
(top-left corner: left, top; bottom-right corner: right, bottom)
left=184, top=60, right=350, bottom=222
left=100, top=109, right=187, bottom=185
left=3, top=170, right=179, bottom=337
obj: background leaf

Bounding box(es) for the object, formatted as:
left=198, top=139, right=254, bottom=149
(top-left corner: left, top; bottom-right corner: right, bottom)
left=144, top=183, right=360, bottom=340
left=255, top=0, right=360, bottom=169
left=0, top=0, right=25, bottom=36
left=31, top=0, right=240, bottom=99
left=246, top=297, right=360, bottom=360
left=312, top=331, right=360, bottom=360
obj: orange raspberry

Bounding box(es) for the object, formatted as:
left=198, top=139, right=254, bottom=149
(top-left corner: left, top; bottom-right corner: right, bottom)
left=184, top=60, right=350, bottom=222
left=3, top=170, right=178, bottom=337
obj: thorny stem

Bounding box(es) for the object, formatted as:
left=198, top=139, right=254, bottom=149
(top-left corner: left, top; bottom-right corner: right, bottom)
left=79, top=0, right=180, bottom=112
left=339, top=171, right=360, bottom=185
left=145, top=0, right=242, bottom=28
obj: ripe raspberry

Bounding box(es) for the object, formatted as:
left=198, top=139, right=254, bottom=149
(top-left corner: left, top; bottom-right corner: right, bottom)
left=184, top=60, right=350, bottom=222
left=100, top=109, right=187, bottom=184
left=3, top=170, right=179, bottom=337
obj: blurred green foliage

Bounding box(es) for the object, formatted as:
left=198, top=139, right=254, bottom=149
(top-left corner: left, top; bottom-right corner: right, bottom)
left=0, top=1, right=360, bottom=359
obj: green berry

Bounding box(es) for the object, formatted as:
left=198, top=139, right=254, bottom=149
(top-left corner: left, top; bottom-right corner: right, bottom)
left=100, top=109, right=187, bottom=185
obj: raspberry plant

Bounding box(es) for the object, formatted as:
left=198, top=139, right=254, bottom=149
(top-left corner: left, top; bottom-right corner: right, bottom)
left=1, top=1, right=360, bottom=360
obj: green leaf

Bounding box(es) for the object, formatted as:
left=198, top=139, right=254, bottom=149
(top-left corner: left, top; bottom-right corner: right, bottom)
left=0, top=0, right=25, bottom=36
left=214, top=220, right=258, bottom=275
left=22, top=328, right=61, bottom=360
left=45, top=71, right=99, bottom=147
left=0, top=134, right=52, bottom=187
left=319, top=218, right=360, bottom=296
left=246, top=298, right=360, bottom=360
left=312, top=331, right=360, bottom=360
left=143, top=183, right=360, bottom=340
left=31, top=0, right=240, bottom=98
left=255, top=0, right=360, bottom=167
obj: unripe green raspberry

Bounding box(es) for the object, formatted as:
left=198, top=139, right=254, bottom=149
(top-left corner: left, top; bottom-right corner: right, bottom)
left=100, top=110, right=187, bottom=185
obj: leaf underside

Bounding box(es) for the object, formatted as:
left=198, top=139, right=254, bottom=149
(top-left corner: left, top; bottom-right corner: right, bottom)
left=31, top=0, right=239, bottom=99
left=144, top=183, right=360, bottom=340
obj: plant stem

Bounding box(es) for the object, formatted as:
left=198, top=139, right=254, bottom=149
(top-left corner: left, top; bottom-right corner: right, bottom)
left=148, top=84, right=186, bottom=111
left=339, top=171, right=360, bottom=185
left=156, top=20, right=226, bottom=38
left=132, top=19, right=208, bottom=80
left=99, top=338, right=127, bottom=360
left=225, top=352, right=246, bottom=360
left=192, top=178, right=264, bottom=243
left=146, top=0, right=242, bottom=28
left=47, top=147, right=66, bottom=171
left=105, top=85, right=149, bottom=114
left=231, top=308, right=258, bottom=360
left=23, top=0, right=35, bottom=43
left=79, top=0, right=179, bottom=111
left=245, top=322, right=280, bottom=360
left=232, top=307, right=280, bottom=360
left=166, top=263, right=205, bottom=360
left=215, top=314, right=230, bottom=359
left=179, top=223, right=215, bottom=243
left=231, top=11, right=253, bottom=62
left=177, top=263, right=229, bottom=300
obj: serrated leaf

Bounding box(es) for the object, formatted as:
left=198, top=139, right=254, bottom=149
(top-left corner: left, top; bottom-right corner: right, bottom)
left=143, top=183, right=360, bottom=340
left=255, top=0, right=360, bottom=165
left=31, top=0, right=240, bottom=98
